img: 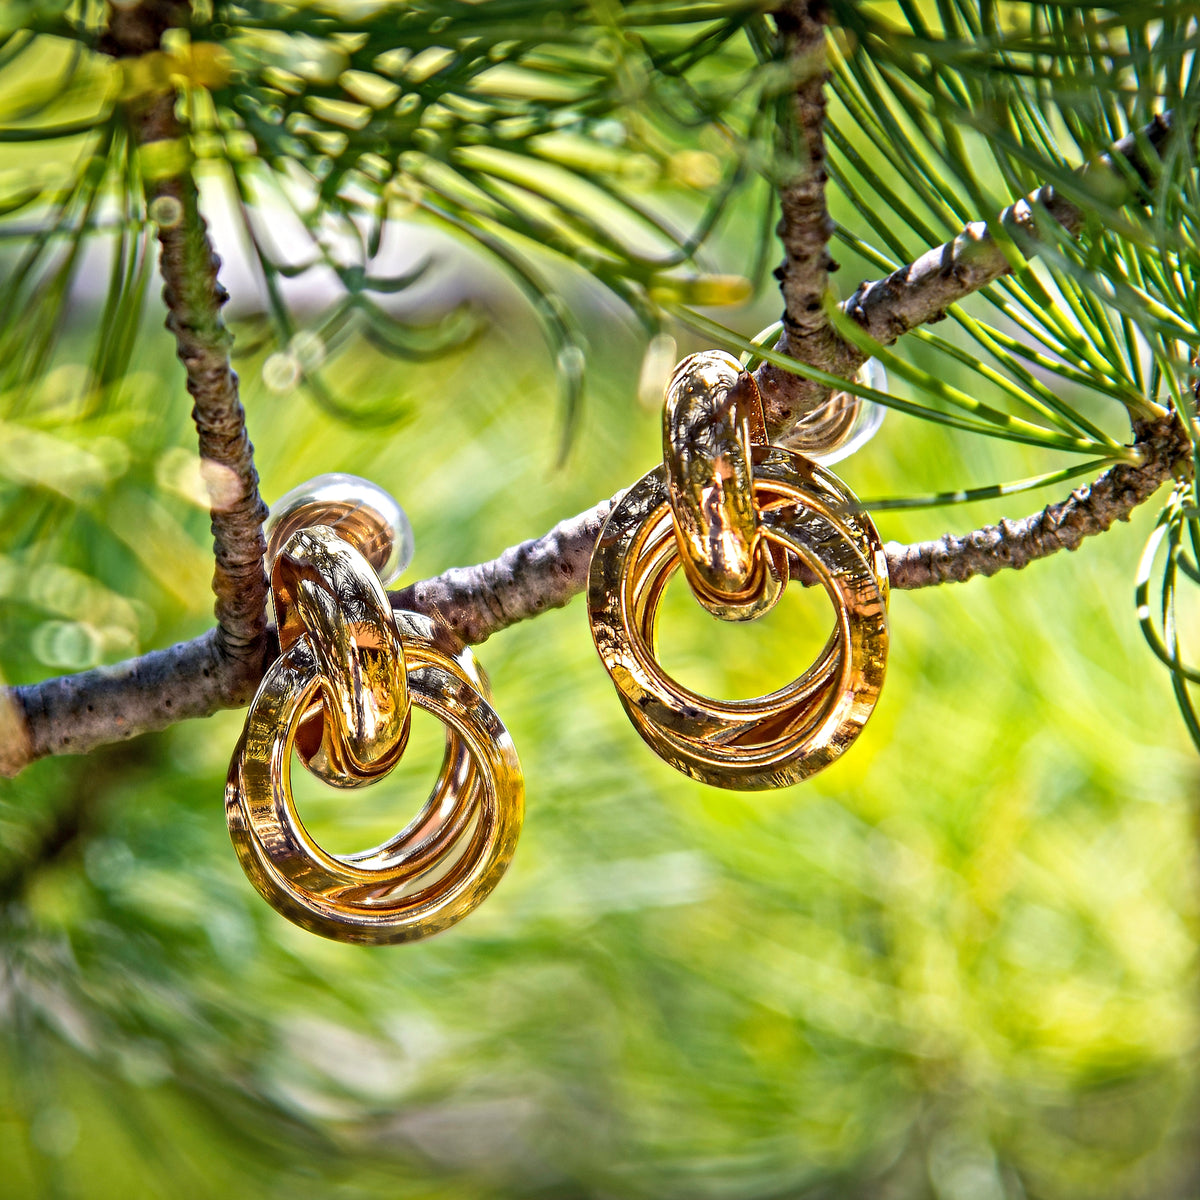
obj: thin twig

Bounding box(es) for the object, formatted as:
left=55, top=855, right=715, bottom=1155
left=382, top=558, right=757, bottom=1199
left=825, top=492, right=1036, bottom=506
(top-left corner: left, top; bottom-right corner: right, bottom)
left=119, top=10, right=270, bottom=699
left=1, top=412, right=1186, bottom=775
left=755, top=0, right=862, bottom=436
left=5, top=631, right=242, bottom=773
left=391, top=497, right=619, bottom=645
left=885, top=412, right=1191, bottom=588
left=840, top=116, right=1180, bottom=368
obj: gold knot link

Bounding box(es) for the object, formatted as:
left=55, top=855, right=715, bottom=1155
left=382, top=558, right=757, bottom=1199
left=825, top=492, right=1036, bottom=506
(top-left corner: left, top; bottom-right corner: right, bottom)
left=591, top=354, right=891, bottom=789
left=662, top=350, right=787, bottom=622
left=588, top=446, right=890, bottom=789
left=271, top=525, right=410, bottom=788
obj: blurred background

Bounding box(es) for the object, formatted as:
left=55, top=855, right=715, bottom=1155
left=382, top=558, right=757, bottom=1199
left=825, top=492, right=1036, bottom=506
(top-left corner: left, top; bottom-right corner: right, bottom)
left=1, top=5, right=1199, bottom=1198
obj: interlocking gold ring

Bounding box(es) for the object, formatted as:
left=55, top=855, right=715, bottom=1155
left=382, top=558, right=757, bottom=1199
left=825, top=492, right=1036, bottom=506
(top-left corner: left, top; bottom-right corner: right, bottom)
left=271, top=527, right=410, bottom=786
left=588, top=446, right=889, bottom=789
left=226, top=526, right=523, bottom=944
left=663, top=350, right=786, bottom=622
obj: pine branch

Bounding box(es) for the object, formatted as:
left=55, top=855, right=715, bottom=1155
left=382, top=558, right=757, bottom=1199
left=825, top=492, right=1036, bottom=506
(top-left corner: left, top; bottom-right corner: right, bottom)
left=840, top=115, right=1181, bottom=371
left=391, top=497, right=617, bottom=645
left=755, top=108, right=1182, bottom=438
left=1, top=411, right=1186, bottom=776
left=755, top=0, right=862, bottom=436
left=1, top=631, right=242, bottom=775
left=0, top=11, right=1190, bottom=777
left=117, top=5, right=270, bottom=701
left=0, top=1, right=276, bottom=776
left=886, top=412, right=1191, bottom=588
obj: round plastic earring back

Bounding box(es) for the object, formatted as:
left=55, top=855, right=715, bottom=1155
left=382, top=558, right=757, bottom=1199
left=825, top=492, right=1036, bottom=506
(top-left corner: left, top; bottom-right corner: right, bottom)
left=266, top=473, right=415, bottom=587
left=781, top=359, right=887, bottom=467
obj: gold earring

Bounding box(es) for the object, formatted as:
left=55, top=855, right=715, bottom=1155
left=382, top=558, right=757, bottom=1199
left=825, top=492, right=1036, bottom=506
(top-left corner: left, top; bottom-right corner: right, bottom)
left=588, top=351, right=889, bottom=789
left=226, top=475, right=524, bottom=944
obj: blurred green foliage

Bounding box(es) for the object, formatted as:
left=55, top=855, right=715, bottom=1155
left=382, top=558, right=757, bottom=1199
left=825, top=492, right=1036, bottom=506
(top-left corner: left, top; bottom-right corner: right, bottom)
left=0, top=291, right=1197, bottom=1198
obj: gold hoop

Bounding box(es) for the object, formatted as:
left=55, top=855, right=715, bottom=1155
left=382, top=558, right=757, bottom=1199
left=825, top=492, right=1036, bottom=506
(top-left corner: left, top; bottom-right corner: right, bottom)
left=271, top=527, right=410, bottom=786
left=662, top=350, right=785, bottom=621
left=588, top=446, right=889, bottom=789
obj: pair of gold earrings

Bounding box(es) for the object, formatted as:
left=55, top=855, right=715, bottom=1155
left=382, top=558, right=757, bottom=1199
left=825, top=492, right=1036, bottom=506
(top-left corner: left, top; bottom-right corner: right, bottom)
left=225, top=352, right=890, bottom=944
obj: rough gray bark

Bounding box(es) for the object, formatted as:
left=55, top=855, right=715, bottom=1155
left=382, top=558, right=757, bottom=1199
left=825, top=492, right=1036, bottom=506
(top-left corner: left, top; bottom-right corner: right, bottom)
left=755, top=0, right=863, bottom=436
left=6, top=631, right=229, bottom=768
left=885, top=412, right=1191, bottom=587
left=840, top=116, right=1179, bottom=367
left=391, top=498, right=619, bottom=645
left=116, top=6, right=270, bottom=699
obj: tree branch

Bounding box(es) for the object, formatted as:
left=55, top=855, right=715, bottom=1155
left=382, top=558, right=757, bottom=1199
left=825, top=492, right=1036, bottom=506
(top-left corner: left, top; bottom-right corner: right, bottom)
left=118, top=7, right=270, bottom=699
left=1, top=412, right=1186, bottom=775
left=390, top=497, right=618, bottom=645
left=755, top=110, right=1183, bottom=438
left=0, top=3, right=275, bottom=773
left=754, top=0, right=862, bottom=437
left=885, top=411, right=1191, bottom=588
left=4, top=631, right=239, bottom=773
left=839, top=115, right=1180, bottom=371
left=0, top=14, right=1189, bottom=777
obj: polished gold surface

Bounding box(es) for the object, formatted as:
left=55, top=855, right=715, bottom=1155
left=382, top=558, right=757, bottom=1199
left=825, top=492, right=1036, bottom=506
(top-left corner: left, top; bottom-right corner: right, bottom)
left=662, top=351, right=785, bottom=622
left=271, top=526, right=410, bottom=787
left=227, top=494, right=523, bottom=944
left=588, top=446, right=889, bottom=789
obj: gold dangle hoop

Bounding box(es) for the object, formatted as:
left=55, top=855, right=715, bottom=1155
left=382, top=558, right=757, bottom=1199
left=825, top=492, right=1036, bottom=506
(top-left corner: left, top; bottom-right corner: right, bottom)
left=588, top=353, right=890, bottom=790
left=662, top=350, right=787, bottom=621
left=226, top=476, right=524, bottom=944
